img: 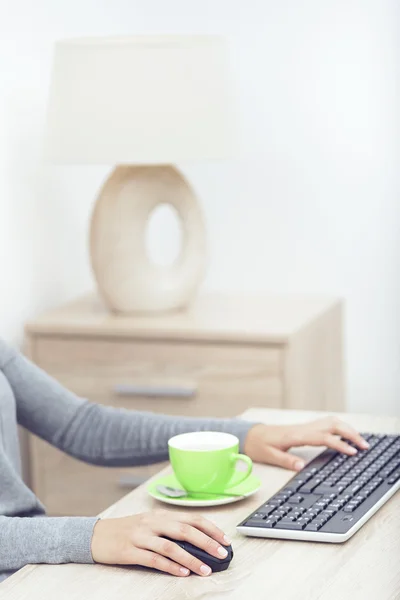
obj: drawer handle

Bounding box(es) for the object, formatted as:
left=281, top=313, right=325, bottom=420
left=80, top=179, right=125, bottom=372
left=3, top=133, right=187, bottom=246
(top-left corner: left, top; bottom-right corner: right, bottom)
left=113, top=382, right=197, bottom=399
left=118, top=475, right=149, bottom=489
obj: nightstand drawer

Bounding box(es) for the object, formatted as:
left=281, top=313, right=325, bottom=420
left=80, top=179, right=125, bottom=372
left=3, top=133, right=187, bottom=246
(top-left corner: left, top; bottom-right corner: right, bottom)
left=33, top=337, right=284, bottom=416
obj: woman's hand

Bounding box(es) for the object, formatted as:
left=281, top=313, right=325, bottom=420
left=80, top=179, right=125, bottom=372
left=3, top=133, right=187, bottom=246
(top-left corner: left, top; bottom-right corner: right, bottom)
left=91, top=510, right=230, bottom=577
left=244, top=416, right=369, bottom=471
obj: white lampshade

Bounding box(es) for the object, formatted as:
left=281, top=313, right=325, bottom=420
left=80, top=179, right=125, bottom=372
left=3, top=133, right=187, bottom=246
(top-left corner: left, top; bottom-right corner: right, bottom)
left=45, top=35, right=234, bottom=164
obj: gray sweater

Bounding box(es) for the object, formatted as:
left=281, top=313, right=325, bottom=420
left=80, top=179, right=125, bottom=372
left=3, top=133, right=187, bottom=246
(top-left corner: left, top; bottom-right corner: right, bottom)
left=0, top=339, right=254, bottom=582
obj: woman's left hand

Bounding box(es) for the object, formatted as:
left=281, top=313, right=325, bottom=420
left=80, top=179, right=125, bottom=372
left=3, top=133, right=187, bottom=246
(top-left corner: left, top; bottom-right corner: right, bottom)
left=244, top=417, right=369, bottom=472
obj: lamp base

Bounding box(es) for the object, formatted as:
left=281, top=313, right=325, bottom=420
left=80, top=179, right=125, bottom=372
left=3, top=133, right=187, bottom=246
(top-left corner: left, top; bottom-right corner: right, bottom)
left=89, top=165, right=207, bottom=314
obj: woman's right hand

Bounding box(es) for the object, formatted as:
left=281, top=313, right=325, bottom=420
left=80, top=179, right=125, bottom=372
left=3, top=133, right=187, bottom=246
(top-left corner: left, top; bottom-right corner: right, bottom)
left=91, top=510, right=231, bottom=577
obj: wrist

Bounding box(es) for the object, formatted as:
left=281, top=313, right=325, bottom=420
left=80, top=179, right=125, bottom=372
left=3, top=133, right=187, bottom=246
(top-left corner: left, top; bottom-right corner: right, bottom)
left=244, top=423, right=293, bottom=455
left=243, top=423, right=268, bottom=455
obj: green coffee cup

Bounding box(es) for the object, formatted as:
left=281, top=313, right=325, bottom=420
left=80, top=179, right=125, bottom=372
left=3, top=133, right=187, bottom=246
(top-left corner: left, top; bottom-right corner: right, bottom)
left=168, top=431, right=253, bottom=494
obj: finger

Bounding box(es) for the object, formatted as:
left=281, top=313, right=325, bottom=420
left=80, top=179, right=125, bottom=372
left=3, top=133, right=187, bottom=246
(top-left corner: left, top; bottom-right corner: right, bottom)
left=331, top=421, right=369, bottom=450
left=184, top=514, right=231, bottom=546
left=322, top=433, right=359, bottom=455
left=162, top=521, right=229, bottom=562
left=149, top=537, right=212, bottom=577
left=263, top=445, right=305, bottom=472
left=134, top=548, right=190, bottom=577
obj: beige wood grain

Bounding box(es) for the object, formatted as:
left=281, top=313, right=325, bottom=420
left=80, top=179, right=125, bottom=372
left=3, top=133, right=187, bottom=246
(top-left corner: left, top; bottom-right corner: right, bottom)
left=2, top=408, right=399, bottom=600
left=283, top=301, right=345, bottom=411
left=33, top=336, right=282, bottom=380
left=24, top=293, right=341, bottom=344
left=32, top=336, right=283, bottom=412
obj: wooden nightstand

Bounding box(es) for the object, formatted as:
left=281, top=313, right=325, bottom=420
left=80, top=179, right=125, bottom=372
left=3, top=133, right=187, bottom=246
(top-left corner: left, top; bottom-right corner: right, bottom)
left=24, top=293, right=345, bottom=516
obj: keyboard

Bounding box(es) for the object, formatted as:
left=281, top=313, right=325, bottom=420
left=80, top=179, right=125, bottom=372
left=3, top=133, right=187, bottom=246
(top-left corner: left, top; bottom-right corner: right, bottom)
left=237, top=433, right=400, bottom=542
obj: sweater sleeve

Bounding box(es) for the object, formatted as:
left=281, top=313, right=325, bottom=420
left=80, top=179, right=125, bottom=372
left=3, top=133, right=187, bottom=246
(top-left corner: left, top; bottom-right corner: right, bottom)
left=0, top=340, right=256, bottom=466
left=0, top=516, right=97, bottom=572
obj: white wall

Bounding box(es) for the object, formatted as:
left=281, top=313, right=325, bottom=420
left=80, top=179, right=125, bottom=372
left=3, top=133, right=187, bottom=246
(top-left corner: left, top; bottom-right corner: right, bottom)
left=0, top=0, right=398, bottom=415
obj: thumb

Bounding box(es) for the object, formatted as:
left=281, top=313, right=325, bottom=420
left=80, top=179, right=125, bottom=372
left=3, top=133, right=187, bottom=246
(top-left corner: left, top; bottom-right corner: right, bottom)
left=264, top=446, right=305, bottom=472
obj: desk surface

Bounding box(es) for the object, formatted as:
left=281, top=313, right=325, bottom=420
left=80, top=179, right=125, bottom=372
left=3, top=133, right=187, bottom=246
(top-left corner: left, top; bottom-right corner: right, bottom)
left=2, top=409, right=399, bottom=600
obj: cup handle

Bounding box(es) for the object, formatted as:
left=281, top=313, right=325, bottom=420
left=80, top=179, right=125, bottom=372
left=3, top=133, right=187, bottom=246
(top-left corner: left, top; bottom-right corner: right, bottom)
left=228, top=453, right=253, bottom=488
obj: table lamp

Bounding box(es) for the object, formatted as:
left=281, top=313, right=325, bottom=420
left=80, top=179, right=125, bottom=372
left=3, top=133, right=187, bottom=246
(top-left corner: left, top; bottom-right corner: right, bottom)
left=44, top=35, right=233, bottom=314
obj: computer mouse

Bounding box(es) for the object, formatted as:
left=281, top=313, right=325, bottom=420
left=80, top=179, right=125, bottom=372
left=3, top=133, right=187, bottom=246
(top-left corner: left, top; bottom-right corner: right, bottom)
left=162, top=537, right=234, bottom=573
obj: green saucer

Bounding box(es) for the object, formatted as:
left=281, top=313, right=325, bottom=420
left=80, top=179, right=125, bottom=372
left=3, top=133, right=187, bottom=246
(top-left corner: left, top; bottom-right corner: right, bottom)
left=148, top=471, right=261, bottom=507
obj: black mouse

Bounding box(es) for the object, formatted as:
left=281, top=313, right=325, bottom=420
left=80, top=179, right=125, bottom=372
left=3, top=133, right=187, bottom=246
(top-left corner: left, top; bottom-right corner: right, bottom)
left=162, top=537, right=233, bottom=573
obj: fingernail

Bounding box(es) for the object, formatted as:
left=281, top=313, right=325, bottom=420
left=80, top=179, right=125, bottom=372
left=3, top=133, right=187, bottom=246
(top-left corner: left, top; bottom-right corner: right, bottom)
left=294, top=460, right=305, bottom=471
left=349, top=447, right=357, bottom=454
left=217, top=547, right=228, bottom=557
left=180, top=567, right=189, bottom=576
left=200, top=565, right=212, bottom=576
left=361, top=440, right=370, bottom=449
left=223, top=535, right=231, bottom=545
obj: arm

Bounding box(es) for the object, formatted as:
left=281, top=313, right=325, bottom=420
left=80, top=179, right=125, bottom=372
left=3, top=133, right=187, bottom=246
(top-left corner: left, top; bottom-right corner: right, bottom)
left=0, top=340, right=254, bottom=466
left=0, top=516, right=97, bottom=574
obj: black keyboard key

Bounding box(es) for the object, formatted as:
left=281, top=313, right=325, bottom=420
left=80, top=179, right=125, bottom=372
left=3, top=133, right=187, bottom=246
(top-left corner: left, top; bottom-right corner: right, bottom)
left=314, top=484, right=340, bottom=495
left=309, top=506, right=323, bottom=516
left=333, top=498, right=347, bottom=509
left=253, top=513, right=266, bottom=520
left=292, top=508, right=305, bottom=517
left=305, top=522, right=323, bottom=531
left=288, top=494, right=304, bottom=504
left=326, top=492, right=338, bottom=500
left=353, top=494, right=367, bottom=503
left=338, top=477, right=354, bottom=486
left=288, top=477, right=308, bottom=488
left=263, top=518, right=279, bottom=528
left=321, top=495, right=337, bottom=504
left=304, top=509, right=320, bottom=519
left=289, top=511, right=304, bottom=521
left=357, top=491, right=370, bottom=500
left=388, top=471, right=400, bottom=485
left=284, top=481, right=304, bottom=493
left=371, top=477, right=383, bottom=487
left=276, top=516, right=297, bottom=525
left=272, top=492, right=292, bottom=503
left=338, top=499, right=348, bottom=509
left=326, top=503, right=341, bottom=511
left=259, top=504, right=276, bottom=516
left=321, top=509, right=337, bottom=518
left=357, top=475, right=371, bottom=485
left=314, top=499, right=329, bottom=510
left=299, top=478, right=323, bottom=494
left=315, top=514, right=330, bottom=525
left=343, top=482, right=364, bottom=497
left=245, top=519, right=268, bottom=527
left=296, top=516, right=312, bottom=527
left=304, top=467, right=318, bottom=476
left=276, top=520, right=306, bottom=530
left=269, top=497, right=284, bottom=507
left=382, top=461, right=400, bottom=478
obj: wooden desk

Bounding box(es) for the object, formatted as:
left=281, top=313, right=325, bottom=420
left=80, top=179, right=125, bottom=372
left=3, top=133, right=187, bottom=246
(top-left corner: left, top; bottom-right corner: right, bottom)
left=2, top=409, right=399, bottom=600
